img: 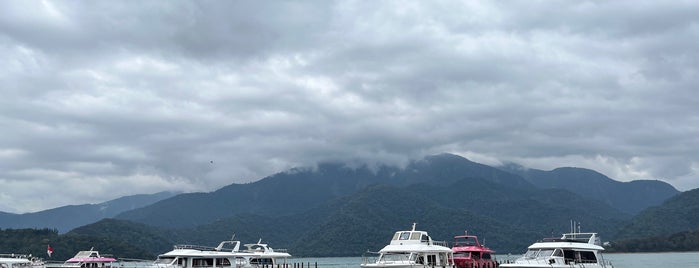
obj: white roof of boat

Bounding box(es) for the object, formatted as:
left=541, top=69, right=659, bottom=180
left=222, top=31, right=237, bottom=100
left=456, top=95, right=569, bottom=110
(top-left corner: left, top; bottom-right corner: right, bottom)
left=160, top=248, right=290, bottom=258
left=0, top=258, right=32, bottom=264
left=528, top=241, right=604, bottom=251
left=379, top=244, right=452, bottom=253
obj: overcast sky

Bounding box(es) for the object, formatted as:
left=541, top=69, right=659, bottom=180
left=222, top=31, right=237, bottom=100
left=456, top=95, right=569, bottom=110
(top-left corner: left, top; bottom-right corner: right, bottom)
left=1, top=1, right=698, bottom=213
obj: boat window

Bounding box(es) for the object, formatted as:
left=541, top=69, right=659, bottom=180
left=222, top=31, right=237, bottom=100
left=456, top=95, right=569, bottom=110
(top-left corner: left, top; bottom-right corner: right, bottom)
left=392, top=232, right=401, bottom=240
left=410, top=232, right=421, bottom=240
left=234, top=258, right=246, bottom=266
left=192, top=258, right=213, bottom=267
left=553, top=249, right=563, bottom=257
left=426, top=255, right=436, bottom=265
left=524, top=250, right=538, bottom=259
left=215, top=258, right=231, bottom=267
left=155, top=257, right=176, bottom=265
left=452, top=252, right=470, bottom=258
left=420, top=234, right=429, bottom=242
left=456, top=237, right=479, bottom=247
left=579, top=251, right=597, bottom=263
left=471, top=252, right=480, bottom=260
left=380, top=253, right=410, bottom=262
left=482, top=253, right=491, bottom=260
left=399, top=232, right=411, bottom=240
left=250, top=258, right=273, bottom=265
left=538, top=249, right=554, bottom=258
left=563, top=250, right=575, bottom=264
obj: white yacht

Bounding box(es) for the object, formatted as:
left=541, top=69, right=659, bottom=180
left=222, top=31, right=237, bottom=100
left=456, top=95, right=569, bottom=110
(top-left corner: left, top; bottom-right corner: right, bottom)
left=154, top=238, right=291, bottom=268
left=361, top=223, right=454, bottom=268
left=0, top=254, right=45, bottom=268
left=500, top=231, right=613, bottom=268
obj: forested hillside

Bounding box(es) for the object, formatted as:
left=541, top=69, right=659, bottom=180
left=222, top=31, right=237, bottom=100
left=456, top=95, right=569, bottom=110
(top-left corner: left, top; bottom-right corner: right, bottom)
left=0, top=228, right=154, bottom=261
left=69, top=180, right=627, bottom=257
left=500, top=165, right=679, bottom=214
left=608, top=229, right=699, bottom=252
left=615, top=188, right=699, bottom=240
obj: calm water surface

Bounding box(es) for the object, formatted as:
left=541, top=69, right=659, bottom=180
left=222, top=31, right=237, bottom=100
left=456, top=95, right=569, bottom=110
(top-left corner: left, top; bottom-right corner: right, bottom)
left=290, top=252, right=699, bottom=268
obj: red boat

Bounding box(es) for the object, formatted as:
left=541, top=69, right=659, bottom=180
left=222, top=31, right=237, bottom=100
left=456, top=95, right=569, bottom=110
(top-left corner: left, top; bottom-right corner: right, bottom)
left=451, top=232, right=498, bottom=268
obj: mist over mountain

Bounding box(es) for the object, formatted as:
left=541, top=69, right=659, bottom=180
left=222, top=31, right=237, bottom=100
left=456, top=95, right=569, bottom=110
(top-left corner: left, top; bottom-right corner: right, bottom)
left=2, top=153, right=690, bottom=257
left=115, top=154, right=533, bottom=228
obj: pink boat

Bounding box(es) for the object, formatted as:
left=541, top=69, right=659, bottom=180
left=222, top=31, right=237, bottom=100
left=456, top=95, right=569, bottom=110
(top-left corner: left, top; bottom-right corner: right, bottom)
left=62, top=249, right=117, bottom=268
left=451, top=233, right=498, bottom=268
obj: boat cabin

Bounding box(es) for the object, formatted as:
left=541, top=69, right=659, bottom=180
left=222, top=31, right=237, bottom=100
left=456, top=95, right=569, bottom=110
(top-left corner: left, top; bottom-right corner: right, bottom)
left=451, top=235, right=496, bottom=268
left=362, top=224, right=454, bottom=268
left=155, top=240, right=290, bottom=268
left=63, top=250, right=116, bottom=268
left=390, top=230, right=433, bottom=245
left=0, top=255, right=42, bottom=268
left=522, top=248, right=601, bottom=265
left=522, top=233, right=607, bottom=266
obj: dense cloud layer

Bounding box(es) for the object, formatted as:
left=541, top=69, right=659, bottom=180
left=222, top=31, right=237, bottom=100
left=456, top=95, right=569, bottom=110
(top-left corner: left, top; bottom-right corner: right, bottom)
left=1, top=1, right=698, bottom=213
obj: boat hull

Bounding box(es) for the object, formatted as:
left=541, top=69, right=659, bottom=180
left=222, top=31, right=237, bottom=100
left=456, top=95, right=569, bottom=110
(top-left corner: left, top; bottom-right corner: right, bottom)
left=361, top=263, right=454, bottom=268
left=500, top=263, right=609, bottom=268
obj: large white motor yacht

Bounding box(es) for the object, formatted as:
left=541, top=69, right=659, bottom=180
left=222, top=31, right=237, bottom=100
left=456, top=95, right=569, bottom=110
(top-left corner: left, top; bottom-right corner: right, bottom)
left=0, top=254, right=45, bottom=268
left=361, top=223, right=454, bottom=268
left=154, top=238, right=290, bottom=268
left=500, top=231, right=613, bottom=268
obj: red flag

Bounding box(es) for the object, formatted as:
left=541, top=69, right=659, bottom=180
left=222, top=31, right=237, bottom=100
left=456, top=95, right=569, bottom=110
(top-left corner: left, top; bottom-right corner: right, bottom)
left=47, top=245, right=53, bottom=257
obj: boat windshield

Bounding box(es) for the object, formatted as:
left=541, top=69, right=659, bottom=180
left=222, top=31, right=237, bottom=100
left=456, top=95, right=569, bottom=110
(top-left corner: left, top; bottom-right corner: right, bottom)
left=454, top=237, right=477, bottom=247
left=524, top=249, right=555, bottom=259
left=155, top=257, right=176, bottom=265
left=453, top=252, right=470, bottom=258
left=380, top=253, right=411, bottom=262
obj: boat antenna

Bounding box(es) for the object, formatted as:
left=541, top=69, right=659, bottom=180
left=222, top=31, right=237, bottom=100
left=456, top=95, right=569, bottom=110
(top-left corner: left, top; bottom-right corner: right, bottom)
left=231, top=234, right=236, bottom=240
left=578, top=222, right=581, bottom=233
left=412, top=222, right=416, bottom=231
left=257, top=238, right=262, bottom=244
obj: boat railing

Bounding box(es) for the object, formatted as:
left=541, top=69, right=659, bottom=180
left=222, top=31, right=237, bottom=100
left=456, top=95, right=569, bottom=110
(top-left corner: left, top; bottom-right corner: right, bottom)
left=173, top=245, right=220, bottom=251
left=0, top=254, right=34, bottom=259
left=431, top=240, right=448, bottom=247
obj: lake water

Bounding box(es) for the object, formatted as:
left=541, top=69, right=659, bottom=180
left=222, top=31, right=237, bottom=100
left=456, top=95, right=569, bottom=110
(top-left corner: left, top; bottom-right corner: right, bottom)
left=289, top=252, right=699, bottom=268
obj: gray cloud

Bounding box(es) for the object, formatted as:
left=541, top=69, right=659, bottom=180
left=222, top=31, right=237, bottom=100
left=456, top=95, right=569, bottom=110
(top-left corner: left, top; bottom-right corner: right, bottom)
left=1, top=0, right=698, bottom=213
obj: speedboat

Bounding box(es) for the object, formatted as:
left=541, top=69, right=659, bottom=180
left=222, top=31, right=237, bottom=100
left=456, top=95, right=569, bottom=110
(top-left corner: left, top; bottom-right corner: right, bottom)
left=154, top=238, right=291, bottom=268
left=500, top=231, right=613, bottom=268
left=61, top=249, right=116, bottom=268
left=451, top=232, right=497, bottom=268
left=0, top=254, right=45, bottom=268
left=361, top=223, right=454, bottom=268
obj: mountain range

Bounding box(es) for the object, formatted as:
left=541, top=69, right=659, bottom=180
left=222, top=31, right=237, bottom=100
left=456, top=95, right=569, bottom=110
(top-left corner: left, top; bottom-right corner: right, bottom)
left=0, top=191, right=177, bottom=233
left=499, top=163, right=679, bottom=215
left=1, top=153, right=693, bottom=258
